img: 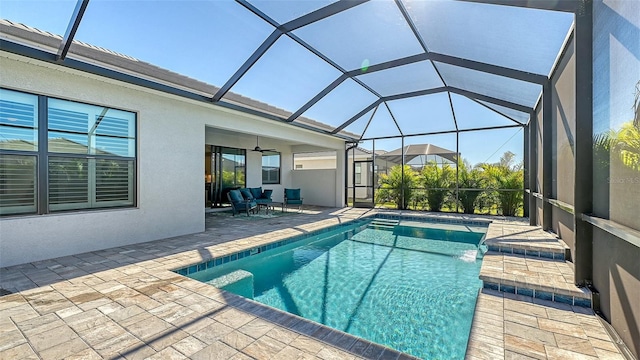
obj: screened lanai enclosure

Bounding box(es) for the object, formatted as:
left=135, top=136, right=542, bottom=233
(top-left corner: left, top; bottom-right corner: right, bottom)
left=1, top=0, right=639, bottom=357
left=4, top=0, right=576, bottom=214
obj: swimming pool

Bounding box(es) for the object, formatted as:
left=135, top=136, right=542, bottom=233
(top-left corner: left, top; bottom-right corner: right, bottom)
left=182, top=217, right=488, bottom=359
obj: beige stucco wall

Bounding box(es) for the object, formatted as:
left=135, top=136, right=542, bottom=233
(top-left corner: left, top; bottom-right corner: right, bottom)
left=0, top=52, right=345, bottom=267
left=291, top=169, right=338, bottom=207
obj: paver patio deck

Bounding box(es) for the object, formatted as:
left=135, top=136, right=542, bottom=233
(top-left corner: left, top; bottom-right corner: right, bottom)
left=0, top=207, right=627, bottom=359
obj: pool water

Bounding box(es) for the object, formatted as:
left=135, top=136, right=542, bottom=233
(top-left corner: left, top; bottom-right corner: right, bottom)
left=188, top=220, right=487, bottom=359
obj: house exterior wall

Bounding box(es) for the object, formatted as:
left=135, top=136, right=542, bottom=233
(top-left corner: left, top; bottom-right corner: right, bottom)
left=296, top=151, right=374, bottom=201
left=291, top=169, right=337, bottom=207
left=294, top=157, right=336, bottom=170
left=0, top=52, right=345, bottom=267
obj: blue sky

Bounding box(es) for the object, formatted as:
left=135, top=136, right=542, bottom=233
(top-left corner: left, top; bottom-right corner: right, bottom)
left=0, top=0, right=574, bottom=165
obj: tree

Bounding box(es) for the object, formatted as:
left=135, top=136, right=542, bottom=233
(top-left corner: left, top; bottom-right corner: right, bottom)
left=376, top=165, right=419, bottom=210
left=421, top=161, right=454, bottom=212
left=481, top=153, right=523, bottom=216
left=615, top=121, right=640, bottom=171
left=457, top=159, right=483, bottom=214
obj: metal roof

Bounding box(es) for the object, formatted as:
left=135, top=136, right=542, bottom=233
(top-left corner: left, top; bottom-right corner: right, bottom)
left=376, top=143, right=458, bottom=164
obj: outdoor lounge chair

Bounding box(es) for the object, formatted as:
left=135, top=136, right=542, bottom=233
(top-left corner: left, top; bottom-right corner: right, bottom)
left=227, top=189, right=257, bottom=216
left=242, top=187, right=273, bottom=206
left=238, top=187, right=274, bottom=213
left=284, top=188, right=303, bottom=212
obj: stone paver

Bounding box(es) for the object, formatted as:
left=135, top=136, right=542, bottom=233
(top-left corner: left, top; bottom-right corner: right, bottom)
left=480, top=252, right=590, bottom=298
left=467, top=289, right=625, bottom=360
left=0, top=207, right=625, bottom=359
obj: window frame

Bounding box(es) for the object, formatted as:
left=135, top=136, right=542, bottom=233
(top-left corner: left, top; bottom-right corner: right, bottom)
left=261, top=151, right=281, bottom=185
left=0, top=87, right=138, bottom=216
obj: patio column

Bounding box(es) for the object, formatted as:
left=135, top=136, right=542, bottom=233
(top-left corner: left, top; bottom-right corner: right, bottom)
left=573, top=0, right=594, bottom=286
left=337, top=145, right=346, bottom=207
left=542, top=81, right=553, bottom=230
left=523, top=124, right=530, bottom=218
left=401, top=136, right=405, bottom=210
left=528, top=112, right=538, bottom=226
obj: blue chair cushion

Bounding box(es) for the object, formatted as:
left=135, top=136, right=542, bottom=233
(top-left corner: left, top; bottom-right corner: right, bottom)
left=285, top=188, right=300, bottom=200
left=262, top=189, right=273, bottom=200
left=240, top=188, right=254, bottom=200
left=229, top=189, right=244, bottom=203
left=286, top=199, right=303, bottom=205
left=255, top=198, right=270, bottom=205
left=249, top=187, right=263, bottom=199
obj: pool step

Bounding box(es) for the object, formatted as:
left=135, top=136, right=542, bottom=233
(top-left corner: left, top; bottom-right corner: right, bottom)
left=480, top=224, right=593, bottom=308
left=368, top=219, right=400, bottom=230
left=480, top=251, right=592, bottom=308
left=370, top=219, right=399, bottom=226
left=483, top=225, right=569, bottom=260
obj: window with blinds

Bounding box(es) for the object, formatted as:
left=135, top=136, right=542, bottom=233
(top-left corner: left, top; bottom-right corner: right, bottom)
left=0, top=90, right=38, bottom=152
left=0, top=154, right=37, bottom=215
left=47, top=98, right=135, bottom=211
left=0, top=89, right=38, bottom=215
left=0, top=88, right=136, bottom=216
left=96, top=159, right=133, bottom=204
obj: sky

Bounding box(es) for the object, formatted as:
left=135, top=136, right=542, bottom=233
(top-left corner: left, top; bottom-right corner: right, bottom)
left=0, top=0, right=575, bottom=166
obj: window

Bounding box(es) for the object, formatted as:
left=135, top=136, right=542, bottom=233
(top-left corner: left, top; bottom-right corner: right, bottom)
left=262, top=151, right=280, bottom=184
left=0, top=89, right=38, bottom=215
left=355, top=162, right=362, bottom=184
left=0, top=88, right=136, bottom=216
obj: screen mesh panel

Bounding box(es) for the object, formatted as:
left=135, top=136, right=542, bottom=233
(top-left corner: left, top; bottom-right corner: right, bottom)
left=301, top=78, right=378, bottom=128
left=405, top=0, right=574, bottom=75
left=361, top=105, right=402, bottom=139
left=293, top=0, right=423, bottom=71
left=435, top=62, right=542, bottom=108
left=477, top=100, right=531, bottom=124
left=342, top=108, right=376, bottom=138
left=246, top=0, right=338, bottom=24
left=459, top=127, right=523, bottom=167
left=227, top=36, right=342, bottom=114
left=356, top=61, right=444, bottom=97
left=75, top=0, right=274, bottom=88
left=451, top=94, right=521, bottom=130
left=0, top=0, right=77, bottom=37
left=386, top=93, right=457, bottom=135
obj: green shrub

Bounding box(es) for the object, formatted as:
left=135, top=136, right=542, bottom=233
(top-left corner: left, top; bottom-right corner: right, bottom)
left=376, top=165, right=419, bottom=210
left=421, top=161, right=454, bottom=212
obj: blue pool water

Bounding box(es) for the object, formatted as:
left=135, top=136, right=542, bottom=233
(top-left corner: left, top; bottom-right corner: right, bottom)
left=187, top=220, right=487, bottom=359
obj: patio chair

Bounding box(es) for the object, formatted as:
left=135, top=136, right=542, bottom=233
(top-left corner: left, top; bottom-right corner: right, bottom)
left=227, top=189, right=257, bottom=216
left=284, top=188, right=303, bottom=212
left=243, top=187, right=273, bottom=206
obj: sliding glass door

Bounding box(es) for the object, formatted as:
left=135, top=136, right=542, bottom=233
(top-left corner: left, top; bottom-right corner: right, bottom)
left=208, top=146, right=246, bottom=207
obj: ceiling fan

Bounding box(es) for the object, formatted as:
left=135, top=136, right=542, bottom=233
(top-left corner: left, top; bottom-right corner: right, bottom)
left=252, top=136, right=276, bottom=153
